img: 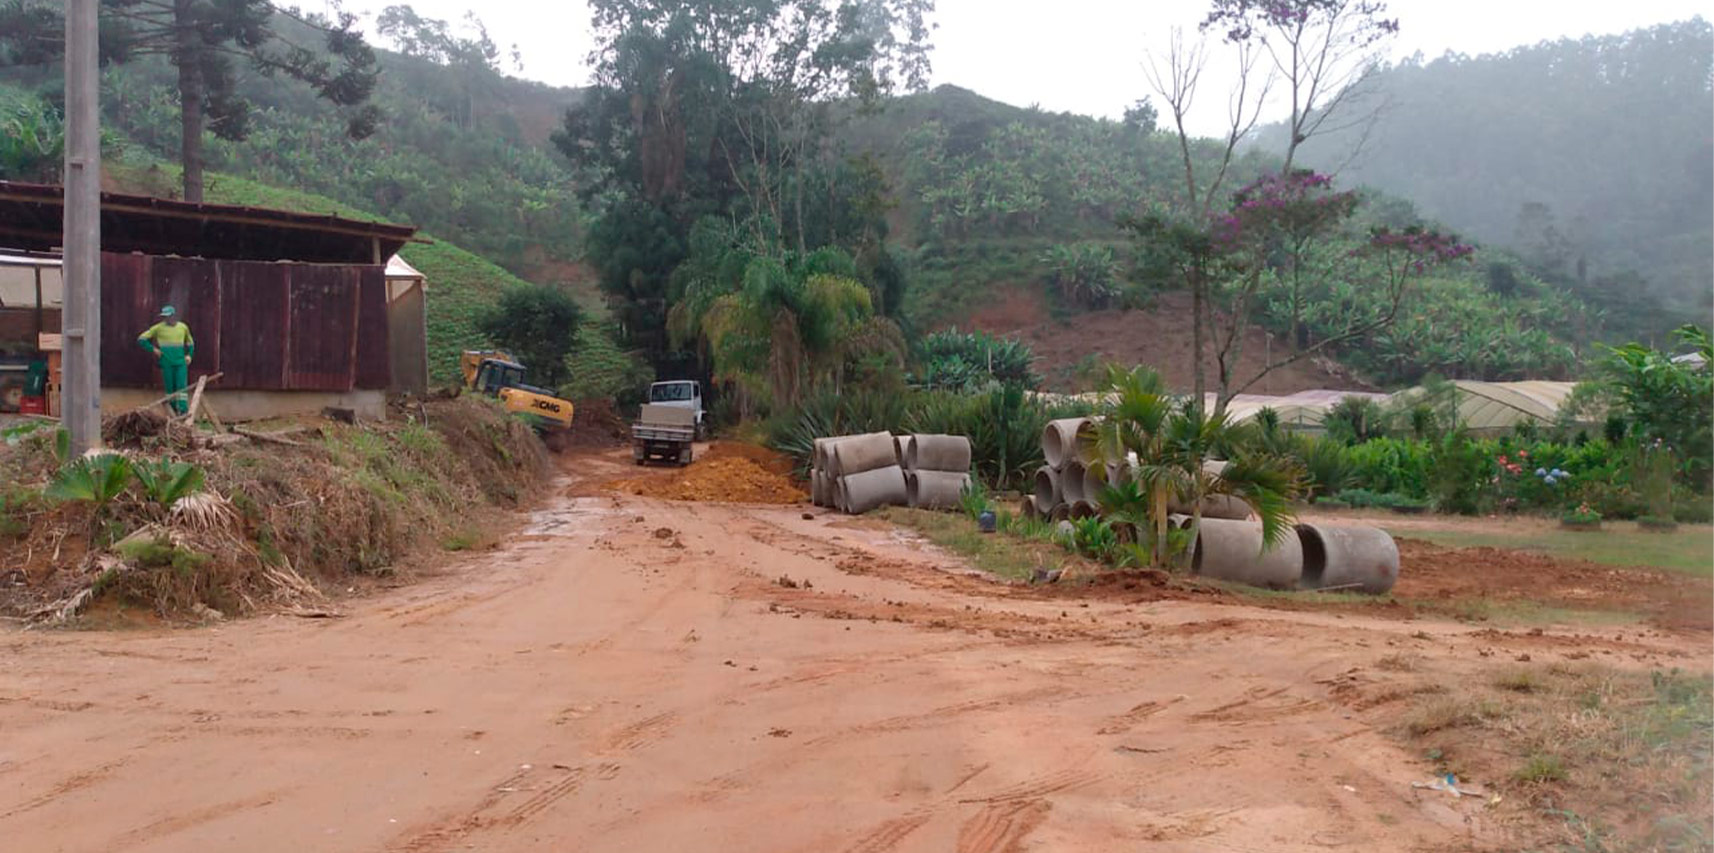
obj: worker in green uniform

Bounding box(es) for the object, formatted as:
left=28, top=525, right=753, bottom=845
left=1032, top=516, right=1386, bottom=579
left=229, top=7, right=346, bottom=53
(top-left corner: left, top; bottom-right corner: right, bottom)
left=137, top=306, right=195, bottom=414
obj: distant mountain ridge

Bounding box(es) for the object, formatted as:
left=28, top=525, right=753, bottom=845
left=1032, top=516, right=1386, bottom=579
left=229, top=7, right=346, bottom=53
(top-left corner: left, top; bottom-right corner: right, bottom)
left=1248, top=17, right=1713, bottom=324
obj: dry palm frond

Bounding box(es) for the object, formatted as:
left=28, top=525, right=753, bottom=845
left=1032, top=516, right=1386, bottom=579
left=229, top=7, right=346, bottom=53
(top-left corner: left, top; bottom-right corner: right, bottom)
left=170, top=491, right=238, bottom=534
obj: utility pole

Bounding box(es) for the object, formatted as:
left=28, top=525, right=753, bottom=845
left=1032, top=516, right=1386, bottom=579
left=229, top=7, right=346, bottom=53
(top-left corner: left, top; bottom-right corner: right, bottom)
left=62, top=0, right=101, bottom=454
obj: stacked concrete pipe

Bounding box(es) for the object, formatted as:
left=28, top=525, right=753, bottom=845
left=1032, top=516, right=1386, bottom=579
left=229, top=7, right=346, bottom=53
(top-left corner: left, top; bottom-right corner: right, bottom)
left=898, top=433, right=974, bottom=511
left=908, top=470, right=973, bottom=510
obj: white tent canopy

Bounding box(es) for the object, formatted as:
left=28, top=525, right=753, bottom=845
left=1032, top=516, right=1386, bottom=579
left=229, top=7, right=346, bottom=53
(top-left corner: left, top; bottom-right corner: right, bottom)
left=0, top=252, right=62, bottom=309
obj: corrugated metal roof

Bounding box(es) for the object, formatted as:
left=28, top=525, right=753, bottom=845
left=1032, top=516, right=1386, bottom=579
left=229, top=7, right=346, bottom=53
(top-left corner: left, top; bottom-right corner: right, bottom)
left=0, top=180, right=419, bottom=264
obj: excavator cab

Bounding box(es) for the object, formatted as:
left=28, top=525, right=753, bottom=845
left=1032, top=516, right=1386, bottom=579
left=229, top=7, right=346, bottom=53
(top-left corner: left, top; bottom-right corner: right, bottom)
left=459, top=350, right=575, bottom=443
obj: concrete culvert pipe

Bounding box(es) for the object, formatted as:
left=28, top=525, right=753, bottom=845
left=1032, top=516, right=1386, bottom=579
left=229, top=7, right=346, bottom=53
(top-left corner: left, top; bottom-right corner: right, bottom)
left=1074, top=419, right=1104, bottom=465
left=833, top=432, right=900, bottom=478
left=909, top=471, right=971, bottom=510
left=1190, top=517, right=1304, bottom=590
left=1020, top=495, right=1041, bottom=520
left=1033, top=466, right=1063, bottom=509
left=811, top=469, right=826, bottom=507
left=1062, top=459, right=1089, bottom=504
left=1069, top=500, right=1098, bottom=520
left=840, top=465, right=908, bottom=514
left=907, top=434, right=972, bottom=472
left=1081, top=462, right=1110, bottom=505
left=1168, top=494, right=1254, bottom=520
left=1296, top=523, right=1399, bottom=595
left=894, top=435, right=914, bottom=466
left=1049, top=503, right=1071, bottom=522
left=813, top=438, right=833, bottom=474
left=1041, top=417, right=1090, bottom=469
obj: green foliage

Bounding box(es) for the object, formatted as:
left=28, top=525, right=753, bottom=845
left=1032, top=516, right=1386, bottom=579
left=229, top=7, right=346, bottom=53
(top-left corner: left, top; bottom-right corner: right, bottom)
left=0, top=88, right=62, bottom=181
left=1346, top=438, right=1434, bottom=498
left=115, top=535, right=212, bottom=574
left=474, top=284, right=584, bottom=388
left=908, top=384, right=1083, bottom=491
left=131, top=459, right=206, bottom=511
left=1428, top=431, right=1492, bottom=515
left=913, top=328, right=1040, bottom=392
left=1066, top=517, right=1120, bottom=562
left=1323, top=396, right=1389, bottom=445
left=45, top=454, right=134, bottom=511
left=1040, top=243, right=1121, bottom=307
left=1600, top=325, right=1713, bottom=485
left=1, top=0, right=381, bottom=199
left=1333, top=488, right=1430, bottom=512
left=1288, top=435, right=1355, bottom=500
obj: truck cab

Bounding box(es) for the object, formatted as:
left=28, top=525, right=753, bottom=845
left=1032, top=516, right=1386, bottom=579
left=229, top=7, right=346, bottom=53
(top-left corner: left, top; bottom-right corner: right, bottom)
left=647, top=380, right=706, bottom=439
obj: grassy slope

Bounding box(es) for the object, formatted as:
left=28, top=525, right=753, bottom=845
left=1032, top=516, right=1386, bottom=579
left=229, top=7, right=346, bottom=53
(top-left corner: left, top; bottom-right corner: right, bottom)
left=108, top=165, right=637, bottom=391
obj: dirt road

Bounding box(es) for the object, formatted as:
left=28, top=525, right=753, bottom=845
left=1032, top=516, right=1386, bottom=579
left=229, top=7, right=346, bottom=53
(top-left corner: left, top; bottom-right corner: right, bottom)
left=1, top=452, right=1701, bottom=852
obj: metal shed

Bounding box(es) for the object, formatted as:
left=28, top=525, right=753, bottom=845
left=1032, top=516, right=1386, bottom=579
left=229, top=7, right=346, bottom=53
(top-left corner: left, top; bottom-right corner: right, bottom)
left=0, top=180, right=423, bottom=419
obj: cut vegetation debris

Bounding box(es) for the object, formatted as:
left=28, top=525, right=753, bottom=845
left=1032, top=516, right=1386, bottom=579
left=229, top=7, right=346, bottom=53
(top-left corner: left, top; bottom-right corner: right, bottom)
left=0, top=398, right=549, bottom=621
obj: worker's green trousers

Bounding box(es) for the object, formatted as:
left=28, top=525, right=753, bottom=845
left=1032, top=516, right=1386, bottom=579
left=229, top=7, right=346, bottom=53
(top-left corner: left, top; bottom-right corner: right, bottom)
left=161, top=361, right=188, bottom=415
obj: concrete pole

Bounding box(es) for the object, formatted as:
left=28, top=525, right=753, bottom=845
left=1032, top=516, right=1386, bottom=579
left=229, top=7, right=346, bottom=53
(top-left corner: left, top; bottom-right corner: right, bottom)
left=62, top=0, right=101, bottom=453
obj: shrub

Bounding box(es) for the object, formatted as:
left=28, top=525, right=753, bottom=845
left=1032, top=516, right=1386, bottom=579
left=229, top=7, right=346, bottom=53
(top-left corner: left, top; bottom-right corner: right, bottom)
left=1560, top=503, right=1601, bottom=526
left=474, top=283, right=584, bottom=388
left=1334, top=488, right=1430, bottom=512
left=1346, top=437, right=1433, bottom=498
left=1289, top=435, right=1355, bottom=500
left=1429, top=431, right=1491, bottom=515
left=913, top=328, right=1041, bottom=392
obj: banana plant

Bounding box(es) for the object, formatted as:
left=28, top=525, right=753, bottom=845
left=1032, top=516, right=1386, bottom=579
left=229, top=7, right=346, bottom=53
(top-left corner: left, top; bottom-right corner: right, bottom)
left=132, top=459, right=206, bottom=511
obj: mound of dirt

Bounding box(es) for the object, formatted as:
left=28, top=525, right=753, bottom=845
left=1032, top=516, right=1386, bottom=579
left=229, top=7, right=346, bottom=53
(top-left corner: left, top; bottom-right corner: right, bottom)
left=607, top=443, right=805, bottom=504
left=566, top=398, right=628, bottom=448
left=1393, top=538, right=1713, bottom=631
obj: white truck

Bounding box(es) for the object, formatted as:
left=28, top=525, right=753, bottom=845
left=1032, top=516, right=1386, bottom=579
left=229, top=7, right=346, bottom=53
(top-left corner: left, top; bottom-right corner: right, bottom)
left=632, top=403, right=696, bottom=466
left=646, top=380, right=707, bottom=440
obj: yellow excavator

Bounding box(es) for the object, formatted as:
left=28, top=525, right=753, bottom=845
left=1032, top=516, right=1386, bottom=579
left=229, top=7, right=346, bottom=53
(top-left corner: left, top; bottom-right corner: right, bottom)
left=459, top=350, right=574, bottom=449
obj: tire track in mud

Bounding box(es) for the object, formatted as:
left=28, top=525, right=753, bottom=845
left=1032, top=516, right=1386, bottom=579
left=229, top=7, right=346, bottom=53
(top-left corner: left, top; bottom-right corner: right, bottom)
left=956, top=799, right=1052, bottom=853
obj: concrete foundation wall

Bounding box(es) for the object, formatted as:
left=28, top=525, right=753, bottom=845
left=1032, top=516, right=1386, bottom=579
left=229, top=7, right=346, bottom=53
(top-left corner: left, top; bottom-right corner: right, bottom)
left=100, top=387, right=385, bottom=421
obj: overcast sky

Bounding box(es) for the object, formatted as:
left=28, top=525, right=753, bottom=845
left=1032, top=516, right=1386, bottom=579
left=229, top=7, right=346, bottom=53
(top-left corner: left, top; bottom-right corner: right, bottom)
left=328, top=0, right=1709, bottom=137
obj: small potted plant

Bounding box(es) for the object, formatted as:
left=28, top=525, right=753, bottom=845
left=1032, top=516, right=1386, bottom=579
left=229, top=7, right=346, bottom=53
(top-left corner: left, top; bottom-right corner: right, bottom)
left=1560, top=503, right=1602, bottom=531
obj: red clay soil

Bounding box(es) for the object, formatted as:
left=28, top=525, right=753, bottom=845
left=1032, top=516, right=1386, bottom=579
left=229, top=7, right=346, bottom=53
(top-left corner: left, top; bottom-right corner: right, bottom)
left=964, top=287, right=1373, bottom=394
left=602, top=442, right=806, bottom=504
left=1391, top=538, right=1713, bottom=631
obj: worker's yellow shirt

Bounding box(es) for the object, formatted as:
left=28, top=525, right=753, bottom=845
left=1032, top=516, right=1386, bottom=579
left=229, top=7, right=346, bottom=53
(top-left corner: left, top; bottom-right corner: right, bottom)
left=138, top=322, right=194, bottom=348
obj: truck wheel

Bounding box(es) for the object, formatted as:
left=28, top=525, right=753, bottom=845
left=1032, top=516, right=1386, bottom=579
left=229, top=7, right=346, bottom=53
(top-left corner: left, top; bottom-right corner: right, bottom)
left=679, top=447, right=693, bottom=466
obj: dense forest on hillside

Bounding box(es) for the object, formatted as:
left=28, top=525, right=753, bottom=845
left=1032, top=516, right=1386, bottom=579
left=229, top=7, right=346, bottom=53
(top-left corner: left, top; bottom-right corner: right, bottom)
left=1251, top=18, right=1713, bottom=337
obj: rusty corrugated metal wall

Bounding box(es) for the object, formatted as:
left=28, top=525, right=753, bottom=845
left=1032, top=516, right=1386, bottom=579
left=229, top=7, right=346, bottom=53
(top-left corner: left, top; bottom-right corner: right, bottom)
left=100, top=253, right=389, bottom=392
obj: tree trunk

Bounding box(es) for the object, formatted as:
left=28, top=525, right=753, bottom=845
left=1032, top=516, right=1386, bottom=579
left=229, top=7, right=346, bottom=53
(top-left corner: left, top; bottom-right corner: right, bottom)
left=174, top=0, right=205, bottom=202
left=1191, top=267, right=1205, bottom=419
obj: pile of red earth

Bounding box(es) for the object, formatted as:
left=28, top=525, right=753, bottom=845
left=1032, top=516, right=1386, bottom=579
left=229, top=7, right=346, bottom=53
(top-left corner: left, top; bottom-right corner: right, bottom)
left=607, top=443, right=804, bottom=504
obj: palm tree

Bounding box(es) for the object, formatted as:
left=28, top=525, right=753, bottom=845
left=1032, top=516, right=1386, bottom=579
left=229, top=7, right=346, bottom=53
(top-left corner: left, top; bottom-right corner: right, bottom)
left=672, top=241, right=889, bottom=411
left=1090, top=365, right=1303, bottom=568
left=1089, top=365, right=1176, bottom=566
